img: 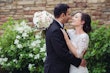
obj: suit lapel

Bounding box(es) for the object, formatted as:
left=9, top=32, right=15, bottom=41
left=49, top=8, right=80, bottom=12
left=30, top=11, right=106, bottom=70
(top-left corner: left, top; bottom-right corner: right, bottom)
left=65, top=29, right=70, bottom=39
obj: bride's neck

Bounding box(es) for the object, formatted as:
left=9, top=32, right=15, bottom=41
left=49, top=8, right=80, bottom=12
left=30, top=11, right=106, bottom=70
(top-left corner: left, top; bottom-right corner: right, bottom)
left=75, top=27, right=84, bottom=35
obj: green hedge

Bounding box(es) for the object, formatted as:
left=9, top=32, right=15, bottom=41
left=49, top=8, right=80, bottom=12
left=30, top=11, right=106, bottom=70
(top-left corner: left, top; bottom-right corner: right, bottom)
left=0, top=18, right=45, bottom=73
left=85, top=21, right=110, bottom=73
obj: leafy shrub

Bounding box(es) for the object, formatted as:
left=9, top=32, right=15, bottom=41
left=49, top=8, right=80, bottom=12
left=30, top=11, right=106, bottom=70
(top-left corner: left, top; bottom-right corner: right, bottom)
left=85, top=21, right=110, bottom=73
left=0, top=18, right=46, bottom=73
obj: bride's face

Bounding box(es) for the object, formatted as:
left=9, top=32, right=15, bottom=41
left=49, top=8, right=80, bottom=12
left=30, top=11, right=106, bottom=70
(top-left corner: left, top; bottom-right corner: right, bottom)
left=71, top=13, right=84, bottom=27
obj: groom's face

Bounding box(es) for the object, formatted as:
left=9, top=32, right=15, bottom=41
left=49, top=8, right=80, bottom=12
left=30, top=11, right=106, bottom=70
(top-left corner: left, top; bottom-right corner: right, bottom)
left=63, top=9, right=71, bottom=23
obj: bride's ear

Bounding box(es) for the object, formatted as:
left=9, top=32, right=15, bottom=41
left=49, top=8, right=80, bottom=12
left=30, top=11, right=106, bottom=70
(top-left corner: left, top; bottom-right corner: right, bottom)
left=81, top=20, right=85, bottom=25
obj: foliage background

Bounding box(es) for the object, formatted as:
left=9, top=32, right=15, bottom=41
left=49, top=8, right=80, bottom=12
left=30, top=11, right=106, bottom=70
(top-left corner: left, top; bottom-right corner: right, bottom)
left=84, top=21, right=110, bottom=73
left=0, top=18, right=46, bottom=73
left=0, top=19, right=110, bottom=73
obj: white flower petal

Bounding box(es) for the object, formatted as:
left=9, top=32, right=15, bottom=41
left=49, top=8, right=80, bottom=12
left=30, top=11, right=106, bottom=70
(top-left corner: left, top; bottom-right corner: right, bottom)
left=14, top=39, right=19, bottom=44
left=17, top=44, right=23, bottom=48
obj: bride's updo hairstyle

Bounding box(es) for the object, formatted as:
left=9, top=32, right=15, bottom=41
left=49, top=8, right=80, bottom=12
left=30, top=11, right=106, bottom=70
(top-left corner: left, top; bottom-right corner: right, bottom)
left=72, top=12, right=92, bottom=33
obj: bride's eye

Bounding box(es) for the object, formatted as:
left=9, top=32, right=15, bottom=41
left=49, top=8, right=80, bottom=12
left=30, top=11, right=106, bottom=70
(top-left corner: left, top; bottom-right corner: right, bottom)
left=75, top=16, right=78, bottom=18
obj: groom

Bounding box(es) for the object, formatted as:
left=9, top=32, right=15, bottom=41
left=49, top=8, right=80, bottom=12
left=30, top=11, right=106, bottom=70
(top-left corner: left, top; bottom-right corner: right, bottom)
left=44, top=3, right=86, bottom=73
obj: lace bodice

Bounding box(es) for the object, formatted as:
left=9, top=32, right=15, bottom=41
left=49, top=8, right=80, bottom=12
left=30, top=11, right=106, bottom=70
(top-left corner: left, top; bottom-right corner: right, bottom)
left=67, top=29, right=89, bottom=58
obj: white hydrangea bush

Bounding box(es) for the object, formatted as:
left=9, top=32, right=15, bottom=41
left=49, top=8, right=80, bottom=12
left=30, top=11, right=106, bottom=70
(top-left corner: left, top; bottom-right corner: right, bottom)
left=0, top=19, right=46, bottom=73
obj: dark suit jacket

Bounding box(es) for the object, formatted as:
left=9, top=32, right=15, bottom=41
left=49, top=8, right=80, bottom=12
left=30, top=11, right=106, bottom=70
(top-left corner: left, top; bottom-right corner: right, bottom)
left=44, top=20, right=81, bottom=73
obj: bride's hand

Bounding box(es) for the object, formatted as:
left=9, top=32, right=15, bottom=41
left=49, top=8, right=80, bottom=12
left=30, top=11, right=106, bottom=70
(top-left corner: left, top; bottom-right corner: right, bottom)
left=60, top=28, right=69, bottom=40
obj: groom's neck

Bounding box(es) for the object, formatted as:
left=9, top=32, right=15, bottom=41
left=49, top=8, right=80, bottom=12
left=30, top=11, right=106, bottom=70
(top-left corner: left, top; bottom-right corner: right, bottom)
left=55, top=18, right=64, bottom=24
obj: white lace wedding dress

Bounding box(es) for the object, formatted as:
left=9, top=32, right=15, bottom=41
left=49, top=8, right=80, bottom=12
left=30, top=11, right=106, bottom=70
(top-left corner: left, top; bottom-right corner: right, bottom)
left=67, top=29, right=89, bottom=73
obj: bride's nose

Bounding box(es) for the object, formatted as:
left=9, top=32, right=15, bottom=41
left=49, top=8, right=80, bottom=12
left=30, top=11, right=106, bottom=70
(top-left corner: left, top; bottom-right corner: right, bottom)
left=72, top=17, right=75, bottom=21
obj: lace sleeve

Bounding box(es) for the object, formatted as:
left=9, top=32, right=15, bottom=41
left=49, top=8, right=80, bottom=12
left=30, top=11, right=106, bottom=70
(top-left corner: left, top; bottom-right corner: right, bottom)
left=77, top=34, right=89, bottom=58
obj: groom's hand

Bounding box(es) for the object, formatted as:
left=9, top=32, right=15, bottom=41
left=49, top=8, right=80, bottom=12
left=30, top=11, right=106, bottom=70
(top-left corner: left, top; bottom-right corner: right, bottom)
left=80, top=59, right=87, bottom=67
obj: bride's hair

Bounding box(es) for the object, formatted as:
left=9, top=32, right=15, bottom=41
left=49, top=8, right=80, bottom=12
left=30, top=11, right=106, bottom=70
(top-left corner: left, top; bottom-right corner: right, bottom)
left=72, top=12, right=92, bottom=33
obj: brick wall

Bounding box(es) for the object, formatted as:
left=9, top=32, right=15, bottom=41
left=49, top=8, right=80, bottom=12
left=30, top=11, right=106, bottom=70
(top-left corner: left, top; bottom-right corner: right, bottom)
left=0, top=0, right=110, bottom=25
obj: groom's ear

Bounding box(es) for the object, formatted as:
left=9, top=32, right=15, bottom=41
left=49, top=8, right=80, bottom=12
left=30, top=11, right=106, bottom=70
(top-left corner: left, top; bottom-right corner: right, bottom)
left=60, top=13, right=65, bottom=19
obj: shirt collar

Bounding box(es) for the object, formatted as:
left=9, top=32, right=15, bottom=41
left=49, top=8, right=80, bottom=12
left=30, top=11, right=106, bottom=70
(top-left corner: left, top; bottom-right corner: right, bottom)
left=55, top=19, right=64, bottom=28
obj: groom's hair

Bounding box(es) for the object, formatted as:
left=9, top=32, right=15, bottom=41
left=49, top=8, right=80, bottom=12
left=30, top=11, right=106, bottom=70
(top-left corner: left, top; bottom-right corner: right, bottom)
left=54, top=3, right=70, bottom=18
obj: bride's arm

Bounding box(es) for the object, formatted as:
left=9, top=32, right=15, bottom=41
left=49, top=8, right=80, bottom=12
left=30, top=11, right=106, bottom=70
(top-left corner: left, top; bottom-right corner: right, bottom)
left=61, top=29, right=78, bottom=58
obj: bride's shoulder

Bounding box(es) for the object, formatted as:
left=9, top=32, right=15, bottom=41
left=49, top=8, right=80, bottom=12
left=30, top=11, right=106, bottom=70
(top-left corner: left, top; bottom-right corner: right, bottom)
left=80, top=33, right=89, bottom=41
left=83, top=33, right=89, bottom=38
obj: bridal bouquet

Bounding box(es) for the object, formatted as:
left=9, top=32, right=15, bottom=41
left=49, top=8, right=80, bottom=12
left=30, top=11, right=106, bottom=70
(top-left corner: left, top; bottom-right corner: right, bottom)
left=33, top=11, right=54, bottom=28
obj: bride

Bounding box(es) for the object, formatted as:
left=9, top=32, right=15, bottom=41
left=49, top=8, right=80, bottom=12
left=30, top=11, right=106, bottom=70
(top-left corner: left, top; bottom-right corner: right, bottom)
left=61, top=12, right=92, bottom=73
